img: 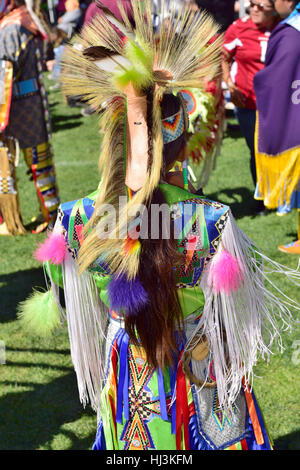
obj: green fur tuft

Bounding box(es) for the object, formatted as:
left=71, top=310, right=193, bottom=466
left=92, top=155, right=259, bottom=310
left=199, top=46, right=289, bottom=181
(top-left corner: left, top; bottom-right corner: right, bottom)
left=125, top=37, right=153, bottom=72
left=113, top=38, right=153, bottom=90
left=113, top=68, right=151, bottom=89
left=17, top=289, right=62, bottom=337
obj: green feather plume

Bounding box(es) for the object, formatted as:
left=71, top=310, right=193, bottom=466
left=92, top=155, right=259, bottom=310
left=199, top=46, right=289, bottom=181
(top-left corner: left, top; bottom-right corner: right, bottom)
left=17, top=289, right=62, bottom=337
left=113, top=38, right=153, bottom=90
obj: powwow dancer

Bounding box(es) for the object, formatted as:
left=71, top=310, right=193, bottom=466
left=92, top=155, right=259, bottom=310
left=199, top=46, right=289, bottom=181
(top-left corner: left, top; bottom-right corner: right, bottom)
left=254, top=0, right=300, bottom=253
left=0, top=0, right=60, bottom=235
left=19, top=0, right=299, bottom=450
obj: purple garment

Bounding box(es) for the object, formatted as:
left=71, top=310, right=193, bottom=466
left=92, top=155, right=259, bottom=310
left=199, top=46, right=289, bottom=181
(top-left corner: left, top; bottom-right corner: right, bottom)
left=83, top=0, right=134, bottom=27
left=253, top=23, right=300, bottom=156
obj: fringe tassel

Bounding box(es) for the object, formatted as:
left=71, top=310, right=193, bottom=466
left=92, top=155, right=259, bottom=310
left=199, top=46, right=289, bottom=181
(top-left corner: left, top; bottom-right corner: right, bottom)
left=0, top=194, right=26, bottom=235
left=185, top=210, right=298, bottom=412
left=62, top=251, right=109, bottom=413
left=255, top=144, right=300, bottom=209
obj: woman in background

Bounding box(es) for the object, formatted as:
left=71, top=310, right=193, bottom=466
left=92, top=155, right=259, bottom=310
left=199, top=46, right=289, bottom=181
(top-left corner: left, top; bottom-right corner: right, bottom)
left=222, top=0, right=278, bottom=214
left=254, top=0, right=300, bottom=253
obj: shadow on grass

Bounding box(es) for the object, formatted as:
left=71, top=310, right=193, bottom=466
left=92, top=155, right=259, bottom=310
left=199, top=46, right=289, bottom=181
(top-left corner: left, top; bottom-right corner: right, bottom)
left=205, top=186, right=258, bottom=219
left=51, top=114, right=83, bottom=132
left=49, top=101, right=59, bottom=109
left=274, top=430, right=300, bottom=450
left=0, top=367, right=95, bottom=450
left=0, top=268, right=45, bottom=323
left=224, top=123, right=243, bottom=140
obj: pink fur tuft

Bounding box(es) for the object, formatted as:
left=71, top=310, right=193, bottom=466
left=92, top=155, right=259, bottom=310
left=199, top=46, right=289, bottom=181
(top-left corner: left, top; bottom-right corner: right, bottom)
left=35, top=233, right=67, bottom=265
left=208, top=249, right=244, bottom=294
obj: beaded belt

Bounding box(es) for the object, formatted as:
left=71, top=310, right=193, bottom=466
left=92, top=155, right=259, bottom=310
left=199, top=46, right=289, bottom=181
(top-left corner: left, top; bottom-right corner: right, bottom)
left=12, top=78, right=39, bottom=98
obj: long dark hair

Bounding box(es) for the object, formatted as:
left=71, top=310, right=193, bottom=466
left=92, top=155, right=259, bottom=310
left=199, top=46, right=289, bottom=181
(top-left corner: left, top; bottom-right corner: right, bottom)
left=124, top=92, right=186, bottom=370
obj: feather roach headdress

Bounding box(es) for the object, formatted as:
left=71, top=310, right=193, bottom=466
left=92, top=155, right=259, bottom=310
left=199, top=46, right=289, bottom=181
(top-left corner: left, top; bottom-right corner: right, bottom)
left=61, top=0, right=222, bottom=279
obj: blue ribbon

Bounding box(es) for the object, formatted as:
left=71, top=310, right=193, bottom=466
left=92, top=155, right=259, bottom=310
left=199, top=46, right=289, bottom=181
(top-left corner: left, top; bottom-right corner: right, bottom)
left=123, top=348, right=130, bottom=421
left=157, top=368, right=168, bottom=421
left=116, top=330, right=129, bottom=424
left=169, top=334, right=186, bottom=434
left=169, top=364, right=177, bottom=434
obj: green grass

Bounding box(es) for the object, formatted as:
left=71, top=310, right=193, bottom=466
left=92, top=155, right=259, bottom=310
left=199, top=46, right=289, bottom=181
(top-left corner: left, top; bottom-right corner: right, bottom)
left=0, top=77, right=299, bottom=450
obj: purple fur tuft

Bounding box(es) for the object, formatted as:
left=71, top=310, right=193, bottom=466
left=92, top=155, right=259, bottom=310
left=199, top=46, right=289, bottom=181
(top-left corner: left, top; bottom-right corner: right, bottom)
left=108, top=274, right=149, bottom=315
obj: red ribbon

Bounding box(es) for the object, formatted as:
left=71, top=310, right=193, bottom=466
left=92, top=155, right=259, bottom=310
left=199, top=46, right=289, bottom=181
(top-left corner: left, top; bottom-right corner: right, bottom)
left=175, top=353, right=190, bottom=450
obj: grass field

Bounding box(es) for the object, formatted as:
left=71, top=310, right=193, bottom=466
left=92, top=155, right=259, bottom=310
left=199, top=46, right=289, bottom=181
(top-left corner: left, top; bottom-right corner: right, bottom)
left=0, top=77, right=299, bottom=450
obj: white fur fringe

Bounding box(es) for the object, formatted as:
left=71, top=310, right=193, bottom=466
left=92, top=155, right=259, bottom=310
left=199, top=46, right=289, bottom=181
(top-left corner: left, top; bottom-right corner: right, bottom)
left=186, top=210, right=299, bottom=412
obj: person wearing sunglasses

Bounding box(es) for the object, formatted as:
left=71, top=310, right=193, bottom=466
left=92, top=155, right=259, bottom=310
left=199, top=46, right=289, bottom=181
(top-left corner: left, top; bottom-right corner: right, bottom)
left=222, top=0, right=278, bottom=215
left=253, top=0, right=300, bottom=253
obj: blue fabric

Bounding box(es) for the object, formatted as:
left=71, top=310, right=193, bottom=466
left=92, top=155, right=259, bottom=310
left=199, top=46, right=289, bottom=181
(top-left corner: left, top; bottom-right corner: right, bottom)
left=172, top=198, right=229, bottom=286
left=189, top=412, right=214, bottom=450
left=60, top=195, right=95, bottom=245
left=169, top=364, right=177, bottom=435
left=277, top=186, right=300, bottom=214
left=245, top=391, right=272, bottom=450
left=189, top=384, right=273, bottom=450
left=51, top=45, right=65, bottom=81
left=255, top=181, right=300, bottom=214
left=13, top=78, right=39, bottom=97
left=92, top=421, right=106, bottom=450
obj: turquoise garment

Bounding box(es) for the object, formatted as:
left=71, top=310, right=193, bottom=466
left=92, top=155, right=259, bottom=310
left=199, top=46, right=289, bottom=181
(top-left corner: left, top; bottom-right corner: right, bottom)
left=281, top=3, right=300, bottom=31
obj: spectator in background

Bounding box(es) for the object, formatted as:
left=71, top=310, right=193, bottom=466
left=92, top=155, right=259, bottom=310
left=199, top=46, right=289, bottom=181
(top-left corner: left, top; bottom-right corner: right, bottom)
left=254, top=0, right=300, bottom=253
left=0, top=0, right=60, bottom=235
left=47, top=0, right=83, bottom=91
left=222, top=0, right=278, bottom=214
left=83, top=0, right=134, bottom=27
left=196, top=0, right=235, bottom=31
left=57, top=0, right=83, bottom=37
left=234, top=1, right=251, bottom=17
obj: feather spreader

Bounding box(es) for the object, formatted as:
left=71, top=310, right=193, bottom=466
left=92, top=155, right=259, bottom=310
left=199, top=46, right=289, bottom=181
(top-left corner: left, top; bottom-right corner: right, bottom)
left=17, top=289, right=61, bottom=337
